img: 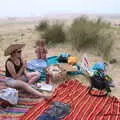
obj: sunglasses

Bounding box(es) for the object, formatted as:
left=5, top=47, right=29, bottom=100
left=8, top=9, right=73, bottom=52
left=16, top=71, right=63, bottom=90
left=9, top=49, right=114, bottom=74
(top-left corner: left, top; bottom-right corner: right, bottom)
left=16, top=50, right=22, bottom=53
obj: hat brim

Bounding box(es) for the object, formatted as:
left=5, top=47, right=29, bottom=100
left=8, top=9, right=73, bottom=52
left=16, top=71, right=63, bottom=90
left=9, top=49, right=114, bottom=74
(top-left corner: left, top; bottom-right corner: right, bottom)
left=4, top=44, right=25, bottom=56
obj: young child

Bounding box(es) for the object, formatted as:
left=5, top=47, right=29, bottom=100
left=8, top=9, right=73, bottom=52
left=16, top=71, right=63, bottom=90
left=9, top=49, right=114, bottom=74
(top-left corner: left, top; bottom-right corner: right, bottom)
left=35, top=40, right=48, bottom=60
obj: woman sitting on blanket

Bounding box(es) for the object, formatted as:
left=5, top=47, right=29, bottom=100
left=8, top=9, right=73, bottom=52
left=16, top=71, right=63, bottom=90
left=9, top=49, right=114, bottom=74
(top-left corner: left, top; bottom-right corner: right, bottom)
left=3, top=43, right=50, bottom=98
left=4, top=43, right=40, bottom=84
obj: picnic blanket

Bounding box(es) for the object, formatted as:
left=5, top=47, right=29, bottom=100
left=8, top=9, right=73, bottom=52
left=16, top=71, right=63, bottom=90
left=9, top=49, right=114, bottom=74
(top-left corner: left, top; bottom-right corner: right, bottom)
left=0, top=75, right=42, bottom=120
left=21, top=80, right=120, bottom=120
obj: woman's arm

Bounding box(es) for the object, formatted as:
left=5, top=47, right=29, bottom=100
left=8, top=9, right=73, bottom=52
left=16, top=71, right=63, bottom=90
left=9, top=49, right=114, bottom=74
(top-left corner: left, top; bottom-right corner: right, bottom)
left=6, top=61, right=25, bottom=79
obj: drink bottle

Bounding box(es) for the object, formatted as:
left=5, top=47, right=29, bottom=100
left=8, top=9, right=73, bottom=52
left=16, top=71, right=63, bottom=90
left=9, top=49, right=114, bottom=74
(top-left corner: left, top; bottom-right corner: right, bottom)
left=46, top=72, right=50, bottom=84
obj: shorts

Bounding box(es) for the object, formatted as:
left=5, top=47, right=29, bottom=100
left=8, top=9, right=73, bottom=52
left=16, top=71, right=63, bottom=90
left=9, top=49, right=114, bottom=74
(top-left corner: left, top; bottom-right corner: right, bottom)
left=4, top=78, right=17, bottom=88
left=19, top=75, right=28, bottom=82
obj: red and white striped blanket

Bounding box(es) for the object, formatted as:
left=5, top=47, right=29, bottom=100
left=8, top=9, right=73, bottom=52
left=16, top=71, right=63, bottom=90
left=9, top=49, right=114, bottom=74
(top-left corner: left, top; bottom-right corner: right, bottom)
left=21, top=80, right=120, bottom=120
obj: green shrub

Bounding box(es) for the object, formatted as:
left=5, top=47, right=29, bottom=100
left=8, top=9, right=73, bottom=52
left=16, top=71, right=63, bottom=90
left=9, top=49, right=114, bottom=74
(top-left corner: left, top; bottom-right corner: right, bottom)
left=35, top=20, right=48, bottom=31
left=42, top=23, right=66, bottom=45
left=68, top=16, right=113, bottom=58
left=96, top=30, right=113, bottom=59
left=0, top=34, right=4, bottom=41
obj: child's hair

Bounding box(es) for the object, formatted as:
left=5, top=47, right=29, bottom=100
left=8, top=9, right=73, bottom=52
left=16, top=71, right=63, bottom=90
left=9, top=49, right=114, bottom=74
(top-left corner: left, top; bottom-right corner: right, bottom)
left=35, top=40, right=46, bottom=46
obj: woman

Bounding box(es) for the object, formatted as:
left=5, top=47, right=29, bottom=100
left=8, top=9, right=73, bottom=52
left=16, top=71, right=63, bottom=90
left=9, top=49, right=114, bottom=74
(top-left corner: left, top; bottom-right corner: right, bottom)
left=5, top=43, right=40, bottom=84
left=3, top=43, right=50, bottom=98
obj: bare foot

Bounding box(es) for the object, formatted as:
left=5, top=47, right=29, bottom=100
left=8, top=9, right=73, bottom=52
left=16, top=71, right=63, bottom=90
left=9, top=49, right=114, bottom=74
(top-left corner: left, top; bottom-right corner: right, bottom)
left=41, top=95, right=52, bottom=101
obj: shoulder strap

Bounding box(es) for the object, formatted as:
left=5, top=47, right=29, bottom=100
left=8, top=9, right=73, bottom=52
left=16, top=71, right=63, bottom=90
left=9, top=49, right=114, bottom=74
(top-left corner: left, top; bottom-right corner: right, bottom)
left=6, top=58, right=15, bottom=66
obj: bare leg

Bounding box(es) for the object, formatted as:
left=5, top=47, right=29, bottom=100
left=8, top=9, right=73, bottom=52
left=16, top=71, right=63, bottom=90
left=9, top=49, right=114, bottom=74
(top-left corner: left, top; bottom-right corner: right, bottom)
left=28, top=75, right=40, bottom=84
left=25, top=71, right=41, bottom=84
left=13, top=80, right=48, bottom=98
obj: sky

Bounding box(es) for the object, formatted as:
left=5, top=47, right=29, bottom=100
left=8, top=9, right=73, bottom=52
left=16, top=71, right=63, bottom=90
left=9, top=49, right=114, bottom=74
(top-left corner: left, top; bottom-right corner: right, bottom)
left=0, top=0, right=120, bottom=17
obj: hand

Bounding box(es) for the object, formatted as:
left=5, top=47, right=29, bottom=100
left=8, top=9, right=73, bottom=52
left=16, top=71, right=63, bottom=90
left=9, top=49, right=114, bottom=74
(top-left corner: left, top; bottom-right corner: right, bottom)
left=22, top=60, right=27, bottom=68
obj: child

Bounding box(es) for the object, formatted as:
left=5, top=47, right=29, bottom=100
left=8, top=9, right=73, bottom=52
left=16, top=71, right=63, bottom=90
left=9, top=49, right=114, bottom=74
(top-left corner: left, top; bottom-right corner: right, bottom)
left=35, top=40, right=48, bottom=60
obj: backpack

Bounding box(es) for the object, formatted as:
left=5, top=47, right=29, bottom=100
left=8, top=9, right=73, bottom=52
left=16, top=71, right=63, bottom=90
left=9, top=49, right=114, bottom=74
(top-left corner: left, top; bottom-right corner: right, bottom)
left=58, top=53, right=70, bottom=63
left=88, top=70, right=111, bottom=97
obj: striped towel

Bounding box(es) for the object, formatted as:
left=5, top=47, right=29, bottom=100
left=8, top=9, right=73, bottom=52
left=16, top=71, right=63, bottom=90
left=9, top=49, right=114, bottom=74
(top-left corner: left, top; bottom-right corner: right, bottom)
left=21, top=80, right=120, bottom=120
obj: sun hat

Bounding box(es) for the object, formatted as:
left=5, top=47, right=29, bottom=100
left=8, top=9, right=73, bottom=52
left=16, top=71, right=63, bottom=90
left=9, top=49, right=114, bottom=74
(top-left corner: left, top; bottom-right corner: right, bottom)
left=4, top=43, right=25, bottom=56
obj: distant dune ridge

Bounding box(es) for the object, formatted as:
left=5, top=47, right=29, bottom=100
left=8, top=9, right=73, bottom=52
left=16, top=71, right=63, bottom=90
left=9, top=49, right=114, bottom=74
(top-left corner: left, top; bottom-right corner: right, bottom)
left=0, top=13, right=120, bottom=25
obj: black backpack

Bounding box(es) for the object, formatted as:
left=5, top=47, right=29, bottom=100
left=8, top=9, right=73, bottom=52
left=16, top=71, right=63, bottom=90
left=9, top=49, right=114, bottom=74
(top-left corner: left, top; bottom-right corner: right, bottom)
left=58, top=56, right=68, bottom=63
left=58, top=53, right=71, bottom=63
left=88, top=70, right=111, bottom=97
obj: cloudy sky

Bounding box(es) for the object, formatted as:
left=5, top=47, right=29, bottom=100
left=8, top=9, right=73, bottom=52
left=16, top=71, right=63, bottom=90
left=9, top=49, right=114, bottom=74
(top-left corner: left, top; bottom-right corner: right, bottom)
left=0, top=0, right=120, bottom=17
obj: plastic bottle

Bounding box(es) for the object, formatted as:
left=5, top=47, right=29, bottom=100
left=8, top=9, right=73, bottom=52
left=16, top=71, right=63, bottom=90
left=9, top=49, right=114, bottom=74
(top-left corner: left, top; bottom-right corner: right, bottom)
left=46, top=73, right=50, bottom=84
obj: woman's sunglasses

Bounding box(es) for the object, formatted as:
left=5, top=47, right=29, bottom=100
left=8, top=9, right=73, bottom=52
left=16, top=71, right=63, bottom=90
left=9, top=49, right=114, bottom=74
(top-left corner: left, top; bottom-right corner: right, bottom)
left=16, top=50, right=22, bottom=53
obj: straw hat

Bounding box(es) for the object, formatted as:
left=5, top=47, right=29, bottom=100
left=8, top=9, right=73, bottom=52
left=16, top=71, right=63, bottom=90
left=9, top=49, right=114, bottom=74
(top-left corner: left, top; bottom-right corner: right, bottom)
left=4, top=43, right=25, bottom=56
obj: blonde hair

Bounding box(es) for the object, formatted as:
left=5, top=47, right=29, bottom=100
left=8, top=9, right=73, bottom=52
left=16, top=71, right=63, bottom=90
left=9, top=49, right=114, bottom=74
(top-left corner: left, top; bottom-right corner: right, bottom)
left=35, top=40, right=46, bottom=46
